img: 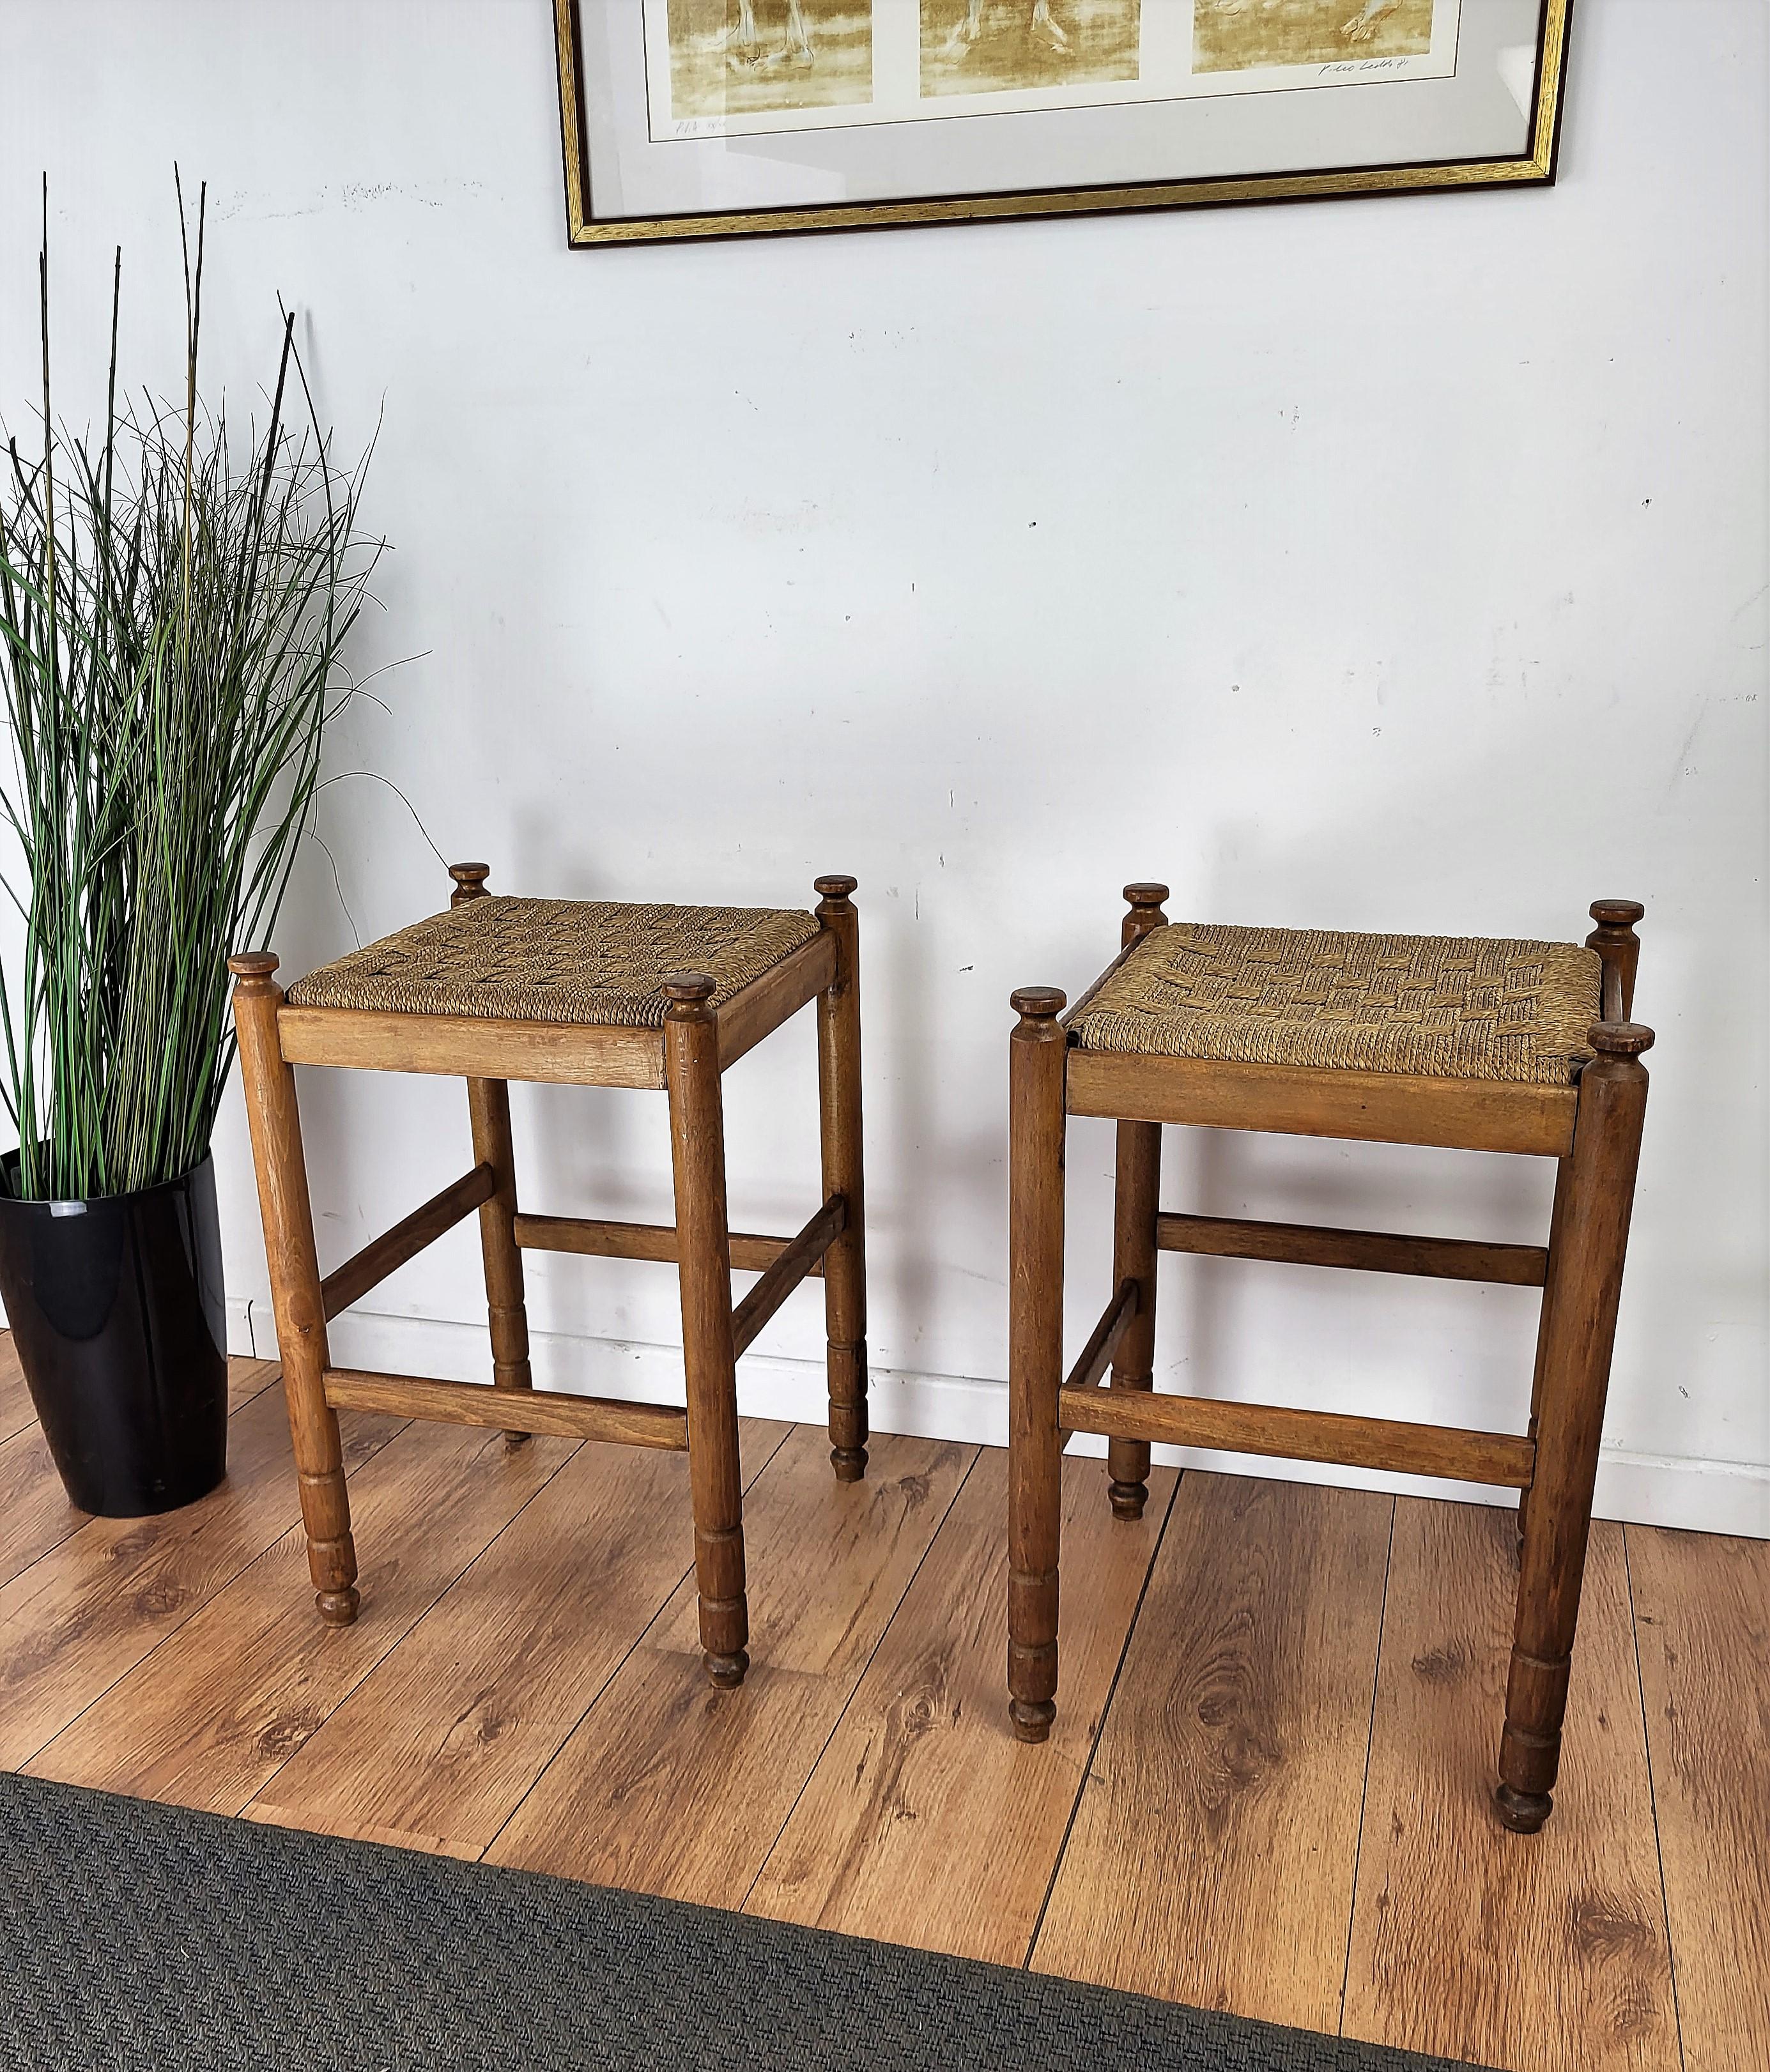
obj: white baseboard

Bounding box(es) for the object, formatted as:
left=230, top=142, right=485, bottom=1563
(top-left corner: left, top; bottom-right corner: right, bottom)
left=226, top=1296, right=258, bottom=1360
left=1580, top=1447, right=1770, bottom=1540
left=240, top=1303, right=1770, bottom=1542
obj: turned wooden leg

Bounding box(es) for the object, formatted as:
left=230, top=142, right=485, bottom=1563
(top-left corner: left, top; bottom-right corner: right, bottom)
left=468, top=1077, right=534, bottom=1448
left=229, top=955, right=360, bottom=1627
left=1106, top=1123, right=1162, bottom=1519
left=1518, top=1153, right=1572, bottom=1549
left=814, top=874, right=868, bottom=1483
left=1104, top=886, right=1168, bottom=1519
left=1497, top=1019, right=1652, bottom=1832
left=447, top=862, right=534, bottom=1447
left=1521, top=901, right=1641, bottom=1547
left=665, top=972, right=750, bottom=1690
left=1008, top=985, right=1068, bottom=1744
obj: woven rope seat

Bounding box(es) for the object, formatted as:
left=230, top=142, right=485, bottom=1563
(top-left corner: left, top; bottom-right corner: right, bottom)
left=1072, top=922, right=1603, bottom=1085
left=284, top=896, right=820, bottom=1029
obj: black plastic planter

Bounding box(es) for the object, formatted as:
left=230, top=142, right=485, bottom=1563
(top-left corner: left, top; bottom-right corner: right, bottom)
left=0, top=1151, right=228, bottom=1517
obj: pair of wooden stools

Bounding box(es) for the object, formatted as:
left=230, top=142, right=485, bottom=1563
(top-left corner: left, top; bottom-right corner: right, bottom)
left=231, top=870, right=1650, bottom=1832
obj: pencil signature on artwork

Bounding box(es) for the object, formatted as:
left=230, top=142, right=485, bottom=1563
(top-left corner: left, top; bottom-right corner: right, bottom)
left=1195, top=0, right=1435, bottom=73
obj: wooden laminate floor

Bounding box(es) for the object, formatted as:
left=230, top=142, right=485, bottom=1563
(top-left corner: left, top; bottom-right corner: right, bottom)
left=3, top=1342, right=1764, bottom=2072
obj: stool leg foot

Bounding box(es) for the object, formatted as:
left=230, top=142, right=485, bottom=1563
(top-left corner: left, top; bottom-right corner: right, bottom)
left=298, top=1496, right=358, bottom=1627
left=705, top=1642, right=751, bottom=1689
left=831, top=1440, right=868, bottom=1484
left=1007, top=988, right=1067, bottom=1744
left=816, top=877, right=868, bottom=1486
left=1010, top=1696, right=1055, bottom=1744
left=693, top=1531, right=750, bottom=1691
left=827, top=1340, right=867, bottom=1482
left=1493, top=1782, right=1553, bottom=1834
left=1107, top=1479, right=1148, bottom=1521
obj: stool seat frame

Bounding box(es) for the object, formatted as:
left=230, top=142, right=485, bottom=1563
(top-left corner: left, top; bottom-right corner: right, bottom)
left=230, top=866, right=868, bottom=1691
left=1006, top=885, right=1652, bottom=1833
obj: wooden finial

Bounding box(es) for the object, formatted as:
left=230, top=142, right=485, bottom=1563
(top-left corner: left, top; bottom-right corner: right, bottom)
left=228, top=951, right=280, bottom=987
left=1122, top=882, right=1170, bottom=948
left=1585, top=898, right=1644, bottom=1023
left=449, top=861, right=491, bottom=907
left=1589, top=1020, right=1654, bottom=1058
left=1011, top=986, right=1066, bottom=1024
left=814, top=873, right=858, bottom=906
left=1589, top=899, right=1645, bottom=930
left=662, top=971, right=718, bottom=1011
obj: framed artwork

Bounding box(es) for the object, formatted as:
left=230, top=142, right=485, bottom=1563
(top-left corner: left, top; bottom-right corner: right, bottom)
left=553, top=0, right=1571, bottom=245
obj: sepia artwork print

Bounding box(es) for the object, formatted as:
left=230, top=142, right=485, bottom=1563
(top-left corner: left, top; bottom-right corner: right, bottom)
left=920, top=1, right=1141, bottom=100
left=643, top=0, right=1459, bottom=136
left=560, top=0, right=1574, bottom=244
left=663, top=0, right=873, bottom=117
left=1194, top=0, right=1435, bottom=75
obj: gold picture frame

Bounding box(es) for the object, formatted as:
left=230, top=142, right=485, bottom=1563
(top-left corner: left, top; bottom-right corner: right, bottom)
left=555, top=0, right=1571, bottom=247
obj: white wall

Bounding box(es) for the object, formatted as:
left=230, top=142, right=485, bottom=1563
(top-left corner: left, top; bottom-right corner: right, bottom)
left=7, top=0, right=1766, bottom=1534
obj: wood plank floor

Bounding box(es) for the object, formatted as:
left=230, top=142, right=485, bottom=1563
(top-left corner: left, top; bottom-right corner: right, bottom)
left=3, top=1342, right=1764, bottom=2072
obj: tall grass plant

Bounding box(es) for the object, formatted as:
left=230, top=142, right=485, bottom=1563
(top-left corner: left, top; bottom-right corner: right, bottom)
left=0, top=176, right=380, bottom=1199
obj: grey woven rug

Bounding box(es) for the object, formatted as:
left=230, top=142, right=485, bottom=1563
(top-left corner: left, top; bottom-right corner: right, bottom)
left=0, top=1772, right=1490, bottom=2071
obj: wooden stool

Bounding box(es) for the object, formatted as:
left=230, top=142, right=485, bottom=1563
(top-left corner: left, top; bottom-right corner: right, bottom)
left=1006, top=887, right=1652, bottom=1832
left=229, top=865, right=867, bottom=1689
